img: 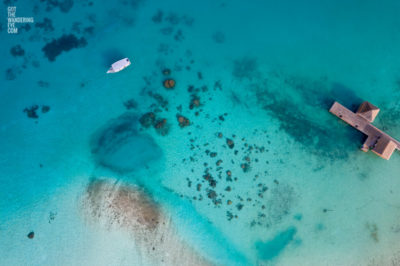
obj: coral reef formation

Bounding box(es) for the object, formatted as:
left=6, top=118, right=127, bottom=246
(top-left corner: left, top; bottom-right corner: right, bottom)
left=42, top=34, right=87, bottom=61
left=163, top=79, right=176, bottom=89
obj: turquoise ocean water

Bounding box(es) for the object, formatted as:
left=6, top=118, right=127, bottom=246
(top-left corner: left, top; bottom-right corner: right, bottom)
left=1, top=0, right=400, bottom=265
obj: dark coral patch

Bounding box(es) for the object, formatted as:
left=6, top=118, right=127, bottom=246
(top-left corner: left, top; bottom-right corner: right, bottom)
left=24, top=105, right=39, bottom=119
left=154, top=118, right=170, bottom=136
left=226, top=138, right=234, bottom=149
left=42, top=34, right=87, bottom=61
left=23, top=105, right=51, bottom=118
left=5, top=68, right=17, bottom=80
left=241, top=163, right=250, bottom=173
left=35, top=18, right=54, bottom=32
left=27, top=231, right=35, bottom=239
left=41, top=0, right=74, bottom=13
left=41, top=105, right=50, bottom=113
left=139, top=112, right=156, bottom=128
left=148, top=92, right=168, bottom=109
left=152, top=10, right=163, bottom=23
left=177, top=114, right=190, bottom=128
left=163, top=79, right=176, bottom=89
left=189, top=95, right=200, bottom=109
left=85, top=179, right=161, bottom=231
left=10, top=45, right=25, bottom=57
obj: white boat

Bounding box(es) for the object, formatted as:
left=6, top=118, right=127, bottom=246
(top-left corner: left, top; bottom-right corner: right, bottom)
left=107, top=58, right=131, bottom=73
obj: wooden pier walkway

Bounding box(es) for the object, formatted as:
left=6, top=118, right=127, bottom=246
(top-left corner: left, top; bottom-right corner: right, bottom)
left=330, top=101, right=400, bottom=160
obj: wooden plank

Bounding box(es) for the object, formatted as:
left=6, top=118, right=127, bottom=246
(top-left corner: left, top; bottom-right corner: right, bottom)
left=329, top=102, right=370, bottom=134
left=329, top=101, right=400, bottom=160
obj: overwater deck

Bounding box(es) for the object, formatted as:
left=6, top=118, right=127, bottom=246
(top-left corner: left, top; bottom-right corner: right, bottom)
left=330, top=101, right=400, bottom=160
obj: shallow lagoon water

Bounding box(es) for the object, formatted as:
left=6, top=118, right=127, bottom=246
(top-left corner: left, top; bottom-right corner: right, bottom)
left=1, top=0, right=400, bottom=265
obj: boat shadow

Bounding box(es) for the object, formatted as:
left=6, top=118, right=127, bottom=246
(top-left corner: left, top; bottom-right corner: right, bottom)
left=101, top=49, right=125, bottom=68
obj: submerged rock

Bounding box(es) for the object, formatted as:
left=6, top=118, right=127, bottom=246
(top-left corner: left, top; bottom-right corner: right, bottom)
left=226, top=138, right=234, bottom=149
left=177, top=114, right=190, bottom=128
left=41, top=105, right=50, bottom=113
left=163, top=79, right=175, bottom=89
left=27, top=231, right=34, bottom=239
left=154, top=118, right=170, bottom=136
left=240, top=163, right=250, bottom=173
left=189, top=95, right=200, bottom=109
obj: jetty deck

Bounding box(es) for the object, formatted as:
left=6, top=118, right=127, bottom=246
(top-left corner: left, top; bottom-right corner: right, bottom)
left=329, top=101, right=400, bottom=160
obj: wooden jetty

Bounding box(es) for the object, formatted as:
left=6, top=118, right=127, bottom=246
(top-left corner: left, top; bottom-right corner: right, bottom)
left=329, top=101, right=400, bottom=160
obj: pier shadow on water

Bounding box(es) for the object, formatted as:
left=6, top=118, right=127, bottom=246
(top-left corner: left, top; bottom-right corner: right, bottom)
left=252, top=74, right=365, bottom=161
